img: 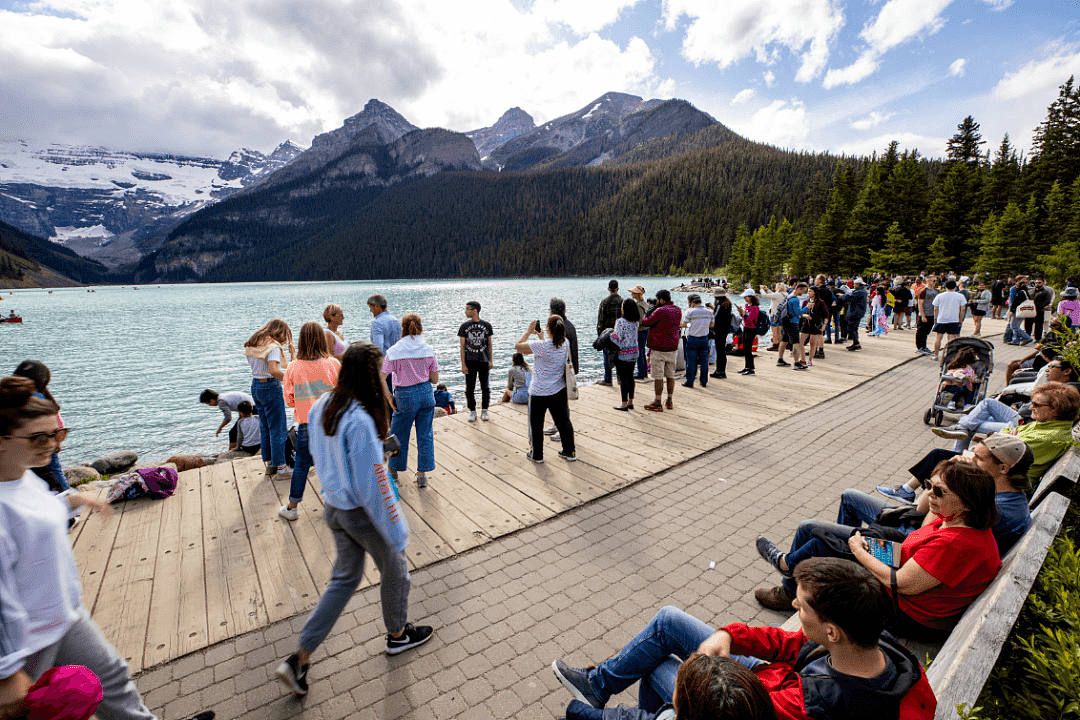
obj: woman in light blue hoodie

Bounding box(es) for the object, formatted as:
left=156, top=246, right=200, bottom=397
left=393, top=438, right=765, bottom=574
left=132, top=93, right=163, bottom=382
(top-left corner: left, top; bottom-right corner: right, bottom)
left=274, top=342, right=433, bottom=698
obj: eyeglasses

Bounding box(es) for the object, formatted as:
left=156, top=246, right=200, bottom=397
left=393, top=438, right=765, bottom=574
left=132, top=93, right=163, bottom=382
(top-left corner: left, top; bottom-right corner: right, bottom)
left=5, top=428, right=69, bottom=447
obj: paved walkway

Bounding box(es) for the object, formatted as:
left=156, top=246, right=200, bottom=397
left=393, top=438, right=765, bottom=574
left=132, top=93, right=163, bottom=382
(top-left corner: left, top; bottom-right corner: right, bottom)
left=135, top=335, right=1027, bottom=720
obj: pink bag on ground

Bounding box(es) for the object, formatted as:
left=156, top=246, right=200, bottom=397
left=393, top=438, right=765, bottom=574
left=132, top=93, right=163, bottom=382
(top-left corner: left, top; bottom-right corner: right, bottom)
left=25, top=665, right=103, bottom=720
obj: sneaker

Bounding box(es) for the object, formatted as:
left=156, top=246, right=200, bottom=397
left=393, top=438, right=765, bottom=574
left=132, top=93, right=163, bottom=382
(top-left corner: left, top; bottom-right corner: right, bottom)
left=776, top=359, right=791, bottom=367
left=681, top=381, right=694, bottom=388
left=558, top=450, right=577, bottom=462
left=765, top=344, right=779, bottom=352
left=917, top=347, right=933, bottom=356
left=755, top=537, right=792, bottom=578
left=552, top=660, right=605, bottom=709
left=846, top=344, right=862, bottom=351
left=527, top=451, right=544, bottom=464
left=386, top=622, right=434, bottom=655
left=468, top=411, right=477, bottom=422
left=946, top=400, right=957, bottom=411
left=710, top=372, right=726, bottom=378
left=275, top=654, right=309, bottom=696
left=544, top=425, right=558, bottom=436
left=416, top=474, right=428, bottom=488
left=793, top=363, right=809, bottom=370
left=665, top=398, right=673, bottom=409
left=814, top=350, right=825, bottom=359
left=876, top=484, right=916, bottom=503
left=550, top=433, right=562, bottom=442
left=932, top=425, right=972, bottom=440
left=278, top=505, right=299, bottom=521
left=754, top=585, right=796, bottom=611
left=481, top=409, right=489, bottom=421
left=644, top=402, right=663, bottom=412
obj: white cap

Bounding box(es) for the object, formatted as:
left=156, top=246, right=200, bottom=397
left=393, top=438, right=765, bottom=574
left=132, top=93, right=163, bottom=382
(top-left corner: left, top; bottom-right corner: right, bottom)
left=741, top=288, right=756, bottom=297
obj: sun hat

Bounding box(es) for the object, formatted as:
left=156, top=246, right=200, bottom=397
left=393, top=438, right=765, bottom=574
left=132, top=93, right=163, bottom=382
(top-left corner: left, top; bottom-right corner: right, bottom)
left=630, top=285, right=646, bottom=296
left=1062, top=287, right=1078, bottom=299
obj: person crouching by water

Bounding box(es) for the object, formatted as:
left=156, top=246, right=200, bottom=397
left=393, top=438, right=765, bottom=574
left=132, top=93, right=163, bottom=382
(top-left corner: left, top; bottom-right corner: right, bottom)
left=275, top=343, right=433, bottom=698
left=381, top=314, right=439, bottom=489
left=244, top=319, right=295, bottom=479
left=0, top=376, right=215, bottom=720
left=517, top=315, right=576, bottom=463
left=280, top=322, right=341, bottom=521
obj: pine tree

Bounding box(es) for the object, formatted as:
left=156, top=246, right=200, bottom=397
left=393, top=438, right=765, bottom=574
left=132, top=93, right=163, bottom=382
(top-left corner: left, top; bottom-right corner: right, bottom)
left=885, top=154, right=931, bottom=261
left=981, top=134, right=1021, bottom=216
left=808, top=162, right=855, bottom=271
left=976, top=202, right=1028, bottom=276
left=1027, top=76, right=1080, bottom=201
left=842, top=162, right=888, bottom=272
left=728, top=223, right=753, bottom=281
left=925, top=237, right=954, bottom=274
left=869, top=222, right=913, bottom=275
left=946, top=116, right=987, bottom=166
left=926, top=161, right=982, bottom=270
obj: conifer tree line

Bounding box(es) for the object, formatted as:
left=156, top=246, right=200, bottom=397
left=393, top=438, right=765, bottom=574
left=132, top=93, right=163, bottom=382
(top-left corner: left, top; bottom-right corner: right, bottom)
left=727, top=76, right=1080, bottom=287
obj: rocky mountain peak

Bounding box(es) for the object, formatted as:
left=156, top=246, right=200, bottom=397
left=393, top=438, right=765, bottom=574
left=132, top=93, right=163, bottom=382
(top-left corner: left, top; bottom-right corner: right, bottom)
left=467, top=106, right=537, bottom=160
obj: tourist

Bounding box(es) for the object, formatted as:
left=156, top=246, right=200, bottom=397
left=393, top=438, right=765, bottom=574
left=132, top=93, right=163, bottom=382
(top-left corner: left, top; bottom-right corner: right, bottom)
left=228, top=401, right=261, bottom=455
left=597, top=280, right=623, bottom=386
left=892, top=280, right=912, bottom=331
left=458, top=300, right=494, bottom=422
left=914, top=276, right=938, bottom=356
left=775, top=284, right=806, bottom=368
left=275, top=343, right=433, bottom=698
left=868, top=285, right=889, bottom=337
left=323, top=304, right=347, bottom=360
left=971, top=281, right=991, bottom=337
left=434, top=383, right=456, bottom=414
left=382, top=314, right=439, bottom=488
left=640, top=289, right=682, bottom=411
left=1057, top=287, right=1080, bottom=326
left=991, top=276, right=1008, bottom=320
left=367, top=294, right=400, bottom=388
left=0, top=376, right=217, bottom=720
left=759, top=283, right=786, bottom=350
left=710, top=289, right=733, bottom=380
left=13, top=360, right=68, bottom=492
left=931, top=279, right=966, bottom=360
left=937, top=347, right=980, bottom=411
left=499, top=353, right=530, bottom=405
left=612, top=298, right=640, bottom=410
left=845, top=278, right=868, bottom=352
left=243, top=319, right=294, bottom=479
left=1029, top=279, right=1054, bottom=342
left=199, top=387, right=255, bottom=444
left=680, top=294, right=713, bottom=388
left=553, top=558, right=935, bottom=719
left=800, top=286, right=829, bottom=360
left=1003, top=277, right=1034, bottom=346
left=544, top=298, right=579, bottom=442
left=737, top=293, right=759, bottom=376
left=812, top=275, right=836, bottom=350
left=280, top=322, right=341, bottom=520
left=629, top=286, right=650, bottom=379
left=516, top=315, right=576, bottom=462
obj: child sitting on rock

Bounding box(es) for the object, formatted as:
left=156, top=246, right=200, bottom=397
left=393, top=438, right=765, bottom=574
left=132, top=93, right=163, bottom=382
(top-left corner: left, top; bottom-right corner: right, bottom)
left=229, top=401, right=262, bottom=455
left=434, top=383, right=456, bottom=415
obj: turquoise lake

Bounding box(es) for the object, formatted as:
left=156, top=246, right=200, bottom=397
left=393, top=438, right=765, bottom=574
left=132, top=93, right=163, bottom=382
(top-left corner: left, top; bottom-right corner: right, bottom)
left=1, top=277, right=717, bottom=465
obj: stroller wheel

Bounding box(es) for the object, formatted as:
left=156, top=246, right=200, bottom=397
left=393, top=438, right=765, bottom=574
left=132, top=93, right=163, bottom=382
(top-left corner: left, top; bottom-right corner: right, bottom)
left=934, top=410, right=944, bottom=426
left=923, top=408, right=933, bottom=425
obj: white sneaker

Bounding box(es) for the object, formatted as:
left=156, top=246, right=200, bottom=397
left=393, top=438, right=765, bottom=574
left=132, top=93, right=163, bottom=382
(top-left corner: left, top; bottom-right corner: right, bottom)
left=468, top=411, right=477, bottom=422
left=278, top=505, right=299, bottom=521
left=481, top=409, right=489, bottom=421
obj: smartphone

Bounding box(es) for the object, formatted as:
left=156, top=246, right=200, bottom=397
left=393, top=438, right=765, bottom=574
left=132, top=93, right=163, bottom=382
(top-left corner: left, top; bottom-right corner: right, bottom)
left=383, top=434, right=401, bottom=457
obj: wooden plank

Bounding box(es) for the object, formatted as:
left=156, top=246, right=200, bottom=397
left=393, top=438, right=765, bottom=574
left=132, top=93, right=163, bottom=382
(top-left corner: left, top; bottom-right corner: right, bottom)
left=395, top=472, right=494, bottom=553
left=72, top=496, right=126, bottom=613
left=1030, top=447, right=1080, bottom=510
left=234, top=458, right=320, bottom=624
left=143, top=470, right=185, bottom=668
left=201, top=462, right=266, bottom=645
left=68, top=485, right=106, bottom=549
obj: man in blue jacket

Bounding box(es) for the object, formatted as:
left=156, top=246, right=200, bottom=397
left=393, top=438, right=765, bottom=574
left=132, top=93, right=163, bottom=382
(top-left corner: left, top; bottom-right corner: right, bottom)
left=845, top=279, right=868, bottom=352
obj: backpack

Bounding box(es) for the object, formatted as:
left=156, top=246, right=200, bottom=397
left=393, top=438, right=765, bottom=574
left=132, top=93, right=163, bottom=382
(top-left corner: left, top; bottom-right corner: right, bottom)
left=776, top=295, right=795, bottom=324
left=755, top=310, right=770, bottom=336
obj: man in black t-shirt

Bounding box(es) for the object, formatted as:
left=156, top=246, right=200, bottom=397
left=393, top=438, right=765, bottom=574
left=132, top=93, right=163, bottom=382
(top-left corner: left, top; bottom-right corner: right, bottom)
left=891, top=282, right=912, bottom=330
left=458, top=301, right=494, bottom=422
left=990, top=277, right=1007, bottom=319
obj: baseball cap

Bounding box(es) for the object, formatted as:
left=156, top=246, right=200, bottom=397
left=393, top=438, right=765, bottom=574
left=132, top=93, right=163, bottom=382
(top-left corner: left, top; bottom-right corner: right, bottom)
left=982, top=434, right=1029, bottom=468
left=741, top=288, right=756, bottom=297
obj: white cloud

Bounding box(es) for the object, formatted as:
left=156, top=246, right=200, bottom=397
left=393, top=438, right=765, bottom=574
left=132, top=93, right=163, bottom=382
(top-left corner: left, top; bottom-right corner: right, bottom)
left=531, top=0, right=642, bottom=35
left=849, top=110, right=895, bottom=130
left=949, top=58, right=966, bottom=76
left=831, top=131, right=945, bottom=157
left=731, top=88, right=757, bottom=105
left=661, top=0, right=845, bottom=83
left=729, top=99, right=809, bottom=148
left=992, top=47, right=1080, bottom=101
left=823, top=51, right=880, bottom=88
left=763, top=70, right=776, bottom=87
left=859, top=0, right=952, bottom=54
left=982, top=0, right=1013, bottom=10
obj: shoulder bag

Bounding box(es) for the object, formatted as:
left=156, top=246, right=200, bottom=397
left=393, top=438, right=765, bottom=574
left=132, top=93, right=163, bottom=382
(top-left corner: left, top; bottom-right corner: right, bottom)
left=564, top=356, right=579, bottom=400
left=1015, top=298, right=1037, bottom=319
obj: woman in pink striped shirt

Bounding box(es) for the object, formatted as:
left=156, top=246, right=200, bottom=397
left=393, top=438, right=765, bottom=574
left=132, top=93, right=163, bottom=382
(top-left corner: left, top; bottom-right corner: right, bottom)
left=381, top=314, right=440, bottom=488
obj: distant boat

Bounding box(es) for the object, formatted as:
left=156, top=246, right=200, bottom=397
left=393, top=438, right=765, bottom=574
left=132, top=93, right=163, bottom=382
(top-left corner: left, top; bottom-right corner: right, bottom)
left=1, top=316, right=23, bottom=323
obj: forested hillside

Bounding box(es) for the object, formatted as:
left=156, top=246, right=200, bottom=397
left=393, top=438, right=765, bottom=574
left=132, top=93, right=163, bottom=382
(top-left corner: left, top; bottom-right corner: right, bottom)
left=0, top=220, right=112, bottom=284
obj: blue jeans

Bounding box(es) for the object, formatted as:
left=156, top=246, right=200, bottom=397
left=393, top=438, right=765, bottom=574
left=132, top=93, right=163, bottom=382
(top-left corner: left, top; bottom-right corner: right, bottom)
left=389, top=382, right=435, bottom=473
left=32, top=451, right=69, bottom=492
left=637, top=330, right=650, bottom=377
left=1004, top=315, right=1033, bottom=344
left=951, top=398, right=1019, bottom=451
left=683, top=335, right=709, bottom=386
left=827, top=310, right=843, bottom=342
left=587, top=607, right=763, bottom=712
left=289, top=422, right=311, bottom=503
left=252, top=378, right=287, bottom=468
left=603, top=345, right=617, bottom=383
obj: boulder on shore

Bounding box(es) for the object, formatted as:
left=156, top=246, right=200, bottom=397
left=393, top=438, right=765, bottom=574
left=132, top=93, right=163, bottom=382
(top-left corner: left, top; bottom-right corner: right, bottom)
left=434, top=407, right=448, bottom=419
left=63, top=466, right=101, bottom=484
left=89, top=451, right=138, bottom=474
left=215, top=450, right=251, bottom=464
left=166, top=454, right=207, bottom=472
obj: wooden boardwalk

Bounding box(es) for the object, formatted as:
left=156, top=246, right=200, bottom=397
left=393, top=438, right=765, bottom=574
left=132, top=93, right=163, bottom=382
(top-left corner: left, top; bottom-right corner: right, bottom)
left=71, top=322, right=1002, bottom=672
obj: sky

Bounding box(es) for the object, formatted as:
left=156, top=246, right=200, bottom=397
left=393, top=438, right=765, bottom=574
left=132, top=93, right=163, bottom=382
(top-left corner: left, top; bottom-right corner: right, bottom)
left=1, top=0, right=1079, bottom=161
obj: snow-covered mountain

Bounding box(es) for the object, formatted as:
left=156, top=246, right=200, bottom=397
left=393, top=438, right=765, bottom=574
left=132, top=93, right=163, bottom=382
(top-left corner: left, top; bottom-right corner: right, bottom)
left=0, top=139, right=303, bottom=266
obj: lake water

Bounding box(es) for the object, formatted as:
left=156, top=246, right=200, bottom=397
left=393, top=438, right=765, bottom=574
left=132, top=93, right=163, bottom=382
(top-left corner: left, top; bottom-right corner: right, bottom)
left=1, top=277, right=726, bottom=466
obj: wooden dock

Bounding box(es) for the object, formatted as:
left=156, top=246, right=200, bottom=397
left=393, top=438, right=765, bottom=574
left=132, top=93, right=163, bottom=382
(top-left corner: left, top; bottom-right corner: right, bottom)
left=70, top=322, right=1001, bottom=672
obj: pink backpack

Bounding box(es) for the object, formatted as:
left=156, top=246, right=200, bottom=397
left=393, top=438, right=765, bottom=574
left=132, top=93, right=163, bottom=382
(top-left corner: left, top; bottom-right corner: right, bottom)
left=25, top=666, right=103, bottom=720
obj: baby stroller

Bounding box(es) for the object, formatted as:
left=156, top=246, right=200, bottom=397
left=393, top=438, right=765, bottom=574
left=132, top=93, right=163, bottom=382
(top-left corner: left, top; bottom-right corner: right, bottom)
left=923, top=337, right=994, bottom=426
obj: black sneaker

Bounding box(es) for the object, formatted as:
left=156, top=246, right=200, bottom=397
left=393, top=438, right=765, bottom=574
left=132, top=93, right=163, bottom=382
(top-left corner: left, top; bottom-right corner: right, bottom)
left=756, top=537, right=793, bottom=578
left=386, top=622, right=434, bottom=655
left=847, top=344, right=862, bottom=351
left=814, top=350, right=825, bottom=359
left=793, top=363, right=809, bottom=370
left=552, top=660, right=605, bottom=709
left=558, top=450, right=577, bottom=462
left=527, top=451, right=544, bottom=464
left=275, top=654, right=309, bottom=696
left=188, top=714, right=216, bottom=720
left=776, top=359, right=791, bottom=367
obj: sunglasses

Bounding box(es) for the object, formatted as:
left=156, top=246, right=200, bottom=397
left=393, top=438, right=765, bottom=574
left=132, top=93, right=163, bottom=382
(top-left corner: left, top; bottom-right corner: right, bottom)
left=5, top=428, right=69, bottom=447
left=921, top=479, right=951, bottom=497
left=1031, top=400, right=1050, bottom=408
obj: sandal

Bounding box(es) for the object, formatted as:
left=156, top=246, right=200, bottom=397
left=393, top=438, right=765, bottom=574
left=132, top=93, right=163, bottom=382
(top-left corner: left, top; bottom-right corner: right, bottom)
left=665, top=398, right=673, bottom=409
left=644, top=402, right=663, bottom=412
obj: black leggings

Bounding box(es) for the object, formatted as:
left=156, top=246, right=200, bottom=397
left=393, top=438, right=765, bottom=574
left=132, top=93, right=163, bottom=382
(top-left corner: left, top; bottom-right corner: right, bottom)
left=528, top=389, right=574, bottom=461
left=714, top=339, right=727, bottom=376
left=465, top=360, right=490, bottom=411
left=615, top=359, right=636, bottom=402
left=741, top=329, right=756, bottom=370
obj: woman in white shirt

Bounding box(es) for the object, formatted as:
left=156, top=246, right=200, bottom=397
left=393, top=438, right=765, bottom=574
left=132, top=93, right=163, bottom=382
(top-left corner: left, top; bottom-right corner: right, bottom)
left=0, top=376, right=214, bottom=720
left=243, top=319, right=295, bottom=479
left=515, top=316, right=576, bottom=463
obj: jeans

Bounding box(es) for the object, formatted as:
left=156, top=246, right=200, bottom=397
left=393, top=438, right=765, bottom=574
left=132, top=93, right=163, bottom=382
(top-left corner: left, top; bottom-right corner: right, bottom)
left=24, top=606, right=155, bottom=720
left=32, top=451, right=69, bottom=492
left=940, top=385, right=971, bottom=407
left=252, top=378, right=287, bottom=468
left=636, top=329, right=650, bottom=377
left=1005, top=315, right=1033, bottom=344
left=464, top=360, right=490, bottom=411
left=683, top=335, right=709, bottom=386
left=587, top=607, right=763, bottom=712
left=828, top=310, right=843, bottom=342
left=603, top=345, right=617, bottom=383
left=299, top=503, right=411, bottom=651
left=389, top=382, right=436, bottom=473
left=528, top=388, right=574, bottom=461
left=289, top=422, right=311, bottom=503
left=951, top=398, right=1020, bottom=451
left=616, top=359, right=636, bottom=402
left=846, top=313, right=863, bottom=345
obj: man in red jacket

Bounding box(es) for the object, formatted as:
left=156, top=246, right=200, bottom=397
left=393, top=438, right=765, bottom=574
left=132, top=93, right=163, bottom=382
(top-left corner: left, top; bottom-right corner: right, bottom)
left=639, top=289, right=683, bottom=412
left=552, top=558, right=936, bottom=720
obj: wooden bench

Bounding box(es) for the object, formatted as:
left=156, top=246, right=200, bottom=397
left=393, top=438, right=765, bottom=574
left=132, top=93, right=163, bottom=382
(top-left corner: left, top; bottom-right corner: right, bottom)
left=779, top=447, right=1080, bottom=719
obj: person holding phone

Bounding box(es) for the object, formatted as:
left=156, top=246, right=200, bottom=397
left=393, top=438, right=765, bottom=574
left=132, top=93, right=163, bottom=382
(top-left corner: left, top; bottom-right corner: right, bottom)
left=516, top=316, right=576, bottom=463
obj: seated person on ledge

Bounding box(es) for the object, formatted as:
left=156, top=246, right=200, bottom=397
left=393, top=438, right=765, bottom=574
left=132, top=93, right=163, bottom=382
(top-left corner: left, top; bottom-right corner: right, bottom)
left=878, top=381, right=1079, bottom=499
left=756, top=459, right=1000, bottom=641
left=433, top=383, right=456, bottom=414
left=229, top=400, right=262, bottom=455
left=552, top=558, right=935, bottom=720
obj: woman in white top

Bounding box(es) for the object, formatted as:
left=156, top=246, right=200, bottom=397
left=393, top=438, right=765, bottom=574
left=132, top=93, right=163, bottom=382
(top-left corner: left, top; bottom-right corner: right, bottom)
left=515, top=315, right=576, bottom=463
left=243, top=319, right=295, bottom=478
left=760, top=284, right=787, bottom=351
left=323, top=304, right=347, bottom=360
left=0, top=376, right=214, bottom=720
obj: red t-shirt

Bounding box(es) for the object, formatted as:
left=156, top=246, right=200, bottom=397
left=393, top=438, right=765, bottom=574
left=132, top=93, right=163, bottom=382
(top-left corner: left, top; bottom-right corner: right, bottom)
left=895, top=518, right=1001, bottom=628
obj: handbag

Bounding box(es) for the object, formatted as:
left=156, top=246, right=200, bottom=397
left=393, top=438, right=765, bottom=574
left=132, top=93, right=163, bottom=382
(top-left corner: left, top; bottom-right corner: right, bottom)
left=564, top=356, right=579, bottom=400
left=592, top=328, right=617, bottom=351
left=1015, top=299, right=1037, bottom=319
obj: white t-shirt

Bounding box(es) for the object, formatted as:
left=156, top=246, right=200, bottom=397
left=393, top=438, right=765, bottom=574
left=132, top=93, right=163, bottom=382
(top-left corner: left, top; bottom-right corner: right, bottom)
left=684, top=306, right=713, bottom=337
left=528, top=339, right=568, bottom=396
left=248, top=347, right=282, bottom=380
left=932, top=291, right=966, bottom=324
